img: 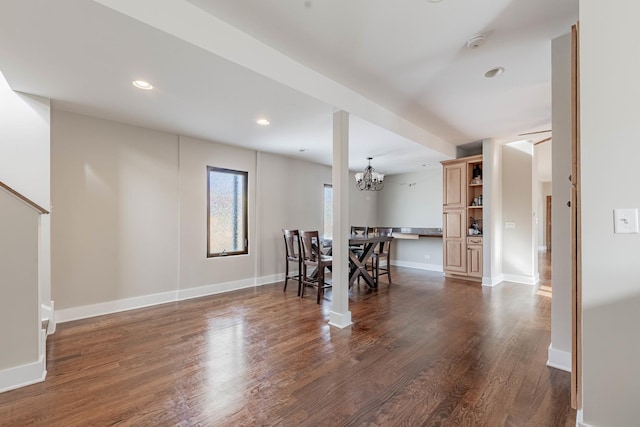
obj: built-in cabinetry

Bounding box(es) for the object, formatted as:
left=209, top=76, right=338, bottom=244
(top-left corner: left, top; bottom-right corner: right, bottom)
left=442, top=154, right=483, bottom=281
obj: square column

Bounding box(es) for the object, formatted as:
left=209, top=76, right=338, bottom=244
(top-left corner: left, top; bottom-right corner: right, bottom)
left=329, top=110, right=352, bottom=328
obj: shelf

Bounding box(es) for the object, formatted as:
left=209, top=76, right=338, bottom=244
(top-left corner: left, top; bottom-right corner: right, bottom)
left=469, top=183, right=483, bottom=187
left=468, top=206, right=483, bottom=209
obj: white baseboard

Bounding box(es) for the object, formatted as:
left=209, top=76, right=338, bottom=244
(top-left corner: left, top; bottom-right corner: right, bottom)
left=329, top=311, right=352, bottom=329
left=41, top=301, right=56, bottom=334
left=502, top=273, right=537, bottom=285
left=56, top=290, right=179, bottom=323
left=391, top=260, right=443, bottom=272
left=576, top=409, right=592, bottom=427
left=482, top=275, right=504, bottom=287
left=56, top=273, right=286, bottom=324
left=546, top=344, right=571, bottom=372
left=0, top=338, right=47, bottom=394
left=178, top=278, right=256, bottom=301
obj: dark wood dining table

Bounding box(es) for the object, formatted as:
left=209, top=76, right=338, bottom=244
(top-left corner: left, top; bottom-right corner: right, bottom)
left=321, top=235, right=393, bottom=289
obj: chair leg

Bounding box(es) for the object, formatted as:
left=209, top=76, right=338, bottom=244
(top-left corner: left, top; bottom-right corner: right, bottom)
left=297, top=259, right=302, bottom=296
left=301, top=265, right=306, bottom=299
left=317, top=268, right=323, bottom=304
left=375, top=256, right=380, bottom=287
left=284, top=259, right=289, bottom=291
left=387, top=257, right=392, bottom=285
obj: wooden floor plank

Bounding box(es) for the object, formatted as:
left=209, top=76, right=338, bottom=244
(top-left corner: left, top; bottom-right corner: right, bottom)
left=0, top=253, right=575, bottom=426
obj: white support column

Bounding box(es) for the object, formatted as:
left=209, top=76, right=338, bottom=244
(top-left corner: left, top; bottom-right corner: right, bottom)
left=329, top=110, right=352, bottom=328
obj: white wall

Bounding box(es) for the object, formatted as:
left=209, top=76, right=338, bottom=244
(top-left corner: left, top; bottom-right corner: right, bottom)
left=0, top=72, right=51, bottom=314
left=377, top=167, right=443, bottom=269
left=349, top=178, right=378, bottom=228
left=179, top=135, right=256, bottom=289
left=50, top=111, right=377, bottom=318
left=0, top=72, right=50, bottom=392
left=0, top=191, right=40, bottom=373
left=483, top=139, right=503, bottom=285
left=502, top=142, right=536, bottom=283
left=550, top=33, right=572, bottom=369
left=51, top=111, right=180, bottom=310
left=580, top=2, right=640, bottom=425
left=0, top=73, right=50, bottom=209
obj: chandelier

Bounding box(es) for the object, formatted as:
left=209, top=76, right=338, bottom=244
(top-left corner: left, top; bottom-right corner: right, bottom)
left=355, top=157, right=384, bottom=191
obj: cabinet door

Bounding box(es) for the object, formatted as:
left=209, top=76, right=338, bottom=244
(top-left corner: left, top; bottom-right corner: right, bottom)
left=467, top=244, right=483, bottom=278
left=444, top=240, right=467, bottom=273
left=443, top=162, right=466, bottom=208
left=443, top=210, right=466, bottom=273
left=444, top=209, right=465, bottom=239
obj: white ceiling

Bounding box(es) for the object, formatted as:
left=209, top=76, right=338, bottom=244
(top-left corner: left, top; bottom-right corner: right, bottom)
left=0, top=0, right=577, bottom=175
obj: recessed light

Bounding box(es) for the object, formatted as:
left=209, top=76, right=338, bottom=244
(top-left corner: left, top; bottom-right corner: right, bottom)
left=299, top=148, right=309, bottom=152
left=484, top=67, right=505, bottom=78
left=256, top=118, right=270, bottom=126
left=428, top=0, right=444, bottom=3
left=132, top=80, right=153, bottom=90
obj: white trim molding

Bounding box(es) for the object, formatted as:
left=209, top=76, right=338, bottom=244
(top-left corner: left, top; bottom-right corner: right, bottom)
left=0, top=331, right=47, bottom=394
left=177, top=274, right=283, bottom=301
left=56, top=290, right=179, bottom=323
left=502, top=273, right=539, bottom=285
left=482, top=274, right=504, bottom=287
left=391, top=260, right=443, bottom=272
left=546, top=344, right=571, bottom=372
left=329, top=311, right=352, bottom=329
left=41, top=301, right=56, bottom=335
left=56, top=274, right=285, bottom=324
left=576, top=409, right=592, bottom=427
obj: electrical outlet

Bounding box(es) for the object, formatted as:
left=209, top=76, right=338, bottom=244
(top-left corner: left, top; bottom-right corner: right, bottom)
left=614, top=208, right=639, bottom=234
left=504, top=221, right=516, bottom=229
left=424, top=254, right=431, bottom=260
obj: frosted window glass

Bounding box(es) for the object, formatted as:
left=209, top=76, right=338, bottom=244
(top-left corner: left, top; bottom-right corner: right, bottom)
left=207, top=167, right=248, bottom=257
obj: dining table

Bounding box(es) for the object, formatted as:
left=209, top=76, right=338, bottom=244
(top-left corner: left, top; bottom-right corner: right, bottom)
left=321, top=234, right=393, bottom=289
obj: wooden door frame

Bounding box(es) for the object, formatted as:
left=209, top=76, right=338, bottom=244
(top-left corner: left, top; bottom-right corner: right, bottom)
left=570, top=22, right=582, bottom=410
left=546, top=195, right=552, bottom=252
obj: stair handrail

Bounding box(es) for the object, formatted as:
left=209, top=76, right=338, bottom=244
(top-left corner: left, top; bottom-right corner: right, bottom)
left=0, top=181, right=49, bottom=214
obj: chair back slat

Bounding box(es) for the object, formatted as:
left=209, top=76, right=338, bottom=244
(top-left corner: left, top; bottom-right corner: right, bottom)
left=300, top=230, right=319, bottom=263
left=283, top=229, right=300, bottom=259
left=351, top=226, right=369, bottom=237
left=377, top=228, right=393, bottom=253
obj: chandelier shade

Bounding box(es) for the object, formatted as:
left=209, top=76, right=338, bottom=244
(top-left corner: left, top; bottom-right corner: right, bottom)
left=355, top=157, right=384, bottom=191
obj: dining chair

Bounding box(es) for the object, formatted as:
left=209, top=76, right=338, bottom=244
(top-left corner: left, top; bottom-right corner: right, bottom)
left=350, top=226, right=369, bottom=237
left=300, top=230, right=333, bottom=304
left=372, top=228, right=393, bottom=285
left=282, top=229, right=302, bottom=295
left=349, top=226, right=370, bottom=283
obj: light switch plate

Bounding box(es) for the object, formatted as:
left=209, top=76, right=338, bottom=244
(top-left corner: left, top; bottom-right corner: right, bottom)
left=613, top=208, right=639, bottom=234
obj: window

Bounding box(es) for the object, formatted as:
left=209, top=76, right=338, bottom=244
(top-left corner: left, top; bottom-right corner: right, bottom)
left=207, top=166, right=248, bottom=257
left=323, top=184, right=333, bottom=238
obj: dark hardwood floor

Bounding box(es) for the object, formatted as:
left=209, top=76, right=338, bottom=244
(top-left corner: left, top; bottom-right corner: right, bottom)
left=0, top=264, right=574, bottom=426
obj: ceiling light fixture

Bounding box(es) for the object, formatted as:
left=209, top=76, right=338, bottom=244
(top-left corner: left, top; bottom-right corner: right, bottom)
left=484, top=67, right=505, bottom=78
left=256, top=118, right=270, bottom=126
left=132, top=80, right=153, bottom=90
left=299, top=148, right=309, bottom=152
left=355, top=157, right=384, bottom=191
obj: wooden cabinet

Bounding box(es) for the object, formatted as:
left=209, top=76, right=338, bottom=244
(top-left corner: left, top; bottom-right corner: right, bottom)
left=467, top=237, right=483, bottom=278
left=441, top=155, right=483, bottom=281
left=443, top=210, right=466, bottom=273
left=443, top=162, right=466, bottom=208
